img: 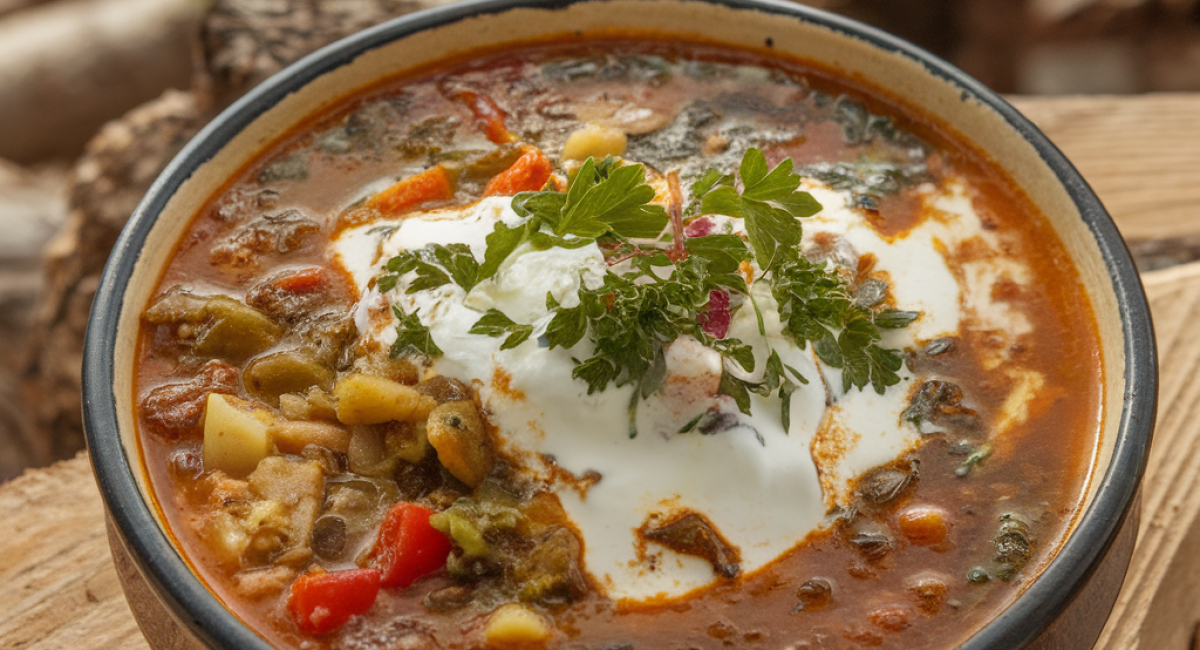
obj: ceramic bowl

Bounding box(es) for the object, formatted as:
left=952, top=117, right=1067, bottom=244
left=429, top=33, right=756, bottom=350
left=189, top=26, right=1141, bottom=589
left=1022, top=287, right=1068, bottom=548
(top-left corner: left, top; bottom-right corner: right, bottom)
left=83, top=1, right=1157, bottom=648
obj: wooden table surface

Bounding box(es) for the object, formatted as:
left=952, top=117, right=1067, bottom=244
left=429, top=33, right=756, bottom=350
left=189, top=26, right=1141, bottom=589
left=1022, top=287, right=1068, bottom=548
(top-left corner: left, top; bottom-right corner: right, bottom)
left=4, top=92, right=1200, bottom=650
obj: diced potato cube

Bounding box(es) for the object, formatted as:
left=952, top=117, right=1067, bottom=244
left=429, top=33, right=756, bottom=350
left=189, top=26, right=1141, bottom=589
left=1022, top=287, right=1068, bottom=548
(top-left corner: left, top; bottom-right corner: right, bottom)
left=562, top=123, right=626, bottom=161
left=484, top=603, right=552, bottom=647
left=204, top=499, right=286, bottom=565
left=278, top=387, right=339, bottom=422
left=203, top=393, right=274, bottom=477
left=249, top=457, right=325, bottom=554
left=334, top=373, right=437, bottom=425
left=269, top=419, right=352, bottom=454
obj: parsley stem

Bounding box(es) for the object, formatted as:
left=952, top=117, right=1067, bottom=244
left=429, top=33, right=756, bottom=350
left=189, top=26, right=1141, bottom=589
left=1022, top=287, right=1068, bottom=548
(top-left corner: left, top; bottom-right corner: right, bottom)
left=748, top=289, right=769, bottom=339
left=628, top=389, right=640, bottom=439
left=666, top=170, right=687, bottom=262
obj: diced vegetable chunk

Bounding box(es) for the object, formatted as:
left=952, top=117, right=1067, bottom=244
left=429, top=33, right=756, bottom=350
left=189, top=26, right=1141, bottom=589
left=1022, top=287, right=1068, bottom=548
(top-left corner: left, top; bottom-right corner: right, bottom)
left=243, top=350, right=336, bottom=406
left=513, top=527, right=587, bottom=603
left=346, top=421, right=430, bottom=477
left=287, top=568, right=381, bottom=634
left=271, top=267, right=328, bottom=293
left=387, top=420, right=431, bottom=464
left=199, top=458, right=327, bottom=569
left=426, top=400, right=493, bottom=487
left=269, top=419, right=351, bottom=454
left=334, top=373, right=437, bottom=425
left=483, top=147, right=552, bottom=197
left=278, top=387, right=339, bottom=422
left=374, top=502, right=452, bottom=589
left=484, top=603, right=552, bottom=647
left=144, top=290, right=283, bottom=364
left=896, top=505, right=950, bottom=546
left=365, top=165, right=454, bottom=217
left=429, top=496, right=521, bottom=559
left=140, top=360, right=239, bottom=440
left=562, top=123, right=627, bottom=161
left=248, top=457, right=326, bottom=556
left=447, top=87, right=516, bottom=144
left=206, top=494, right=285, bottom=565
left=203, top=393, right=274, bottom=477
left=245, top=267, right=338, bottom=324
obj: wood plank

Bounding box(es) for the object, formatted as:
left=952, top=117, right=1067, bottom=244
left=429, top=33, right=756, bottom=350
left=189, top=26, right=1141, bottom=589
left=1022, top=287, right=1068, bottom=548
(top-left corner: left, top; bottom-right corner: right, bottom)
left=1009, top=94, right=1200, bottom=243
left=0, top=451, right=147, bottom=650
left=1094, top=262, right=1200, bottom=650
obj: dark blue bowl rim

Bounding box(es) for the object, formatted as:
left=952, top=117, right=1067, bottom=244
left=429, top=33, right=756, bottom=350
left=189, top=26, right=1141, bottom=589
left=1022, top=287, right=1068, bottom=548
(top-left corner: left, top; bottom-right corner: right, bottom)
left=82, top=0, right=1158, bottom=648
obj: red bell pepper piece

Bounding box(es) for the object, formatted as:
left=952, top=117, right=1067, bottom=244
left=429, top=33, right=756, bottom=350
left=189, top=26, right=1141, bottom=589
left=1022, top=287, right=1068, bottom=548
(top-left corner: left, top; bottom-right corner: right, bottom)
left=287, top=568, right=381, bottom=635
left=374, top=502, right=452, bottom=589
left=271, top=267, right=328, bottom=294
left=366, top=165, right=455, bottom=216
left=483, top=147, right=553, bottom=198
left=448, top=87, right=516, bottom=144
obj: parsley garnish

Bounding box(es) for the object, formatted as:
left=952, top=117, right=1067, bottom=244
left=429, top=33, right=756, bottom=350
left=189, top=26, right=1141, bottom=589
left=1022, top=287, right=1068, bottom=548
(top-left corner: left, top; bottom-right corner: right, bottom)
left=389, top=304, right=442, bottom=358
left=692, top=149, right=822, bottom=272
left=468, top=309, right=534, bottom=351
left=544, top=253, right=753, bottom=401
left=378, top=243, right=481, bottom=294
left=377, top=148, right=918, bottom=433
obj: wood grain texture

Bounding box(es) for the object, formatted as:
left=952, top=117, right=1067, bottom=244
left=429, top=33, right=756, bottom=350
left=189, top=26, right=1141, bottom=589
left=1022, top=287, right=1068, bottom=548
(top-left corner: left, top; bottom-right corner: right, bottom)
left=1009, top=94, right=1200, bottom=243
left=0, top=451, right=147, bottom=650
left=1094, top=262, right=1200, bottom=650
left=0, top=258, right=1195, bottom=648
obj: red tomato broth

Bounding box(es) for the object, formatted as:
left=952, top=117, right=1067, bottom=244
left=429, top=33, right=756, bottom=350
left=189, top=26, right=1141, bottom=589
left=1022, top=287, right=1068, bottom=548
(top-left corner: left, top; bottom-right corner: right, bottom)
left=134, top=36, right=1102, bottom=650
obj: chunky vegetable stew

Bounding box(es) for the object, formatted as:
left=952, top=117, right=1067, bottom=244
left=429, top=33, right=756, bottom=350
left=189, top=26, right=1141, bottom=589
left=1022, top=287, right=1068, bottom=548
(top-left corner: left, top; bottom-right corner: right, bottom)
left=135, top=37, right=1102, bottom=650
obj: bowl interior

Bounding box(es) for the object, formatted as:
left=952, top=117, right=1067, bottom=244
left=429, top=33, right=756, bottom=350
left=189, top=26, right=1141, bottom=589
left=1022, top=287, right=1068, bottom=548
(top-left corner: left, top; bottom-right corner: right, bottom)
left=90, top=1, right=1152, bottom=648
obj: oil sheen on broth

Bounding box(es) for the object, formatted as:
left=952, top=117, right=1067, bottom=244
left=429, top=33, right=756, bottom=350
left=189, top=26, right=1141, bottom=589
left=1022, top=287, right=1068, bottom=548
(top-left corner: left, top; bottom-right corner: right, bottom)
left=134, top=38, right=1102, bottom=650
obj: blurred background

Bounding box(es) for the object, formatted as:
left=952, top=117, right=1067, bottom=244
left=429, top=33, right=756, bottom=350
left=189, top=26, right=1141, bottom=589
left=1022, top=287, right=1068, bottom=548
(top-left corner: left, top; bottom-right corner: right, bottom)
left=1, top=0, right=1197, bottom=483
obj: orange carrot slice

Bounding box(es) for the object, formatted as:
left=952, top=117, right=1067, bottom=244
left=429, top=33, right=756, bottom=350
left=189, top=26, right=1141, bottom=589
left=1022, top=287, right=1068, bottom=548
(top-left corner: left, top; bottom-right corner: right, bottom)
left=366, top=165, right=454, bottom=216
left=483, top=148, right=552, bottom=197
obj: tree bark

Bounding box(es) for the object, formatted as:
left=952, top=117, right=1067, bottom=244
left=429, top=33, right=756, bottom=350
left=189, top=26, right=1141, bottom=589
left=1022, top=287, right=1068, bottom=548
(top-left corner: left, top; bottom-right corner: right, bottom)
left=17, top=0, right=464, bottom=472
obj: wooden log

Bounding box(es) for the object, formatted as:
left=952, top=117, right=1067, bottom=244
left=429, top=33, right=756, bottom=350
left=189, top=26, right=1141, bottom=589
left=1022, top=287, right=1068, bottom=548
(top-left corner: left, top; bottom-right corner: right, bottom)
left=0, top=451, right=148, bottom=650
left=0, top=159, right=68, bottom=482
left=15, top=0, right=482, bottom=472
left=199, top=0, right=466, bottom=107
left=0, top=0, right=202, bottom=163
left=0, top=0, right=57, bottom=19
left=18, top=90, right=207, bottom=472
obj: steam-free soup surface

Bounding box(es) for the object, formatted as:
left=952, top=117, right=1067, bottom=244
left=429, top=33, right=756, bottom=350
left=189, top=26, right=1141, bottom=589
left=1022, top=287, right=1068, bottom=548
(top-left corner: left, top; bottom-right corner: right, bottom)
left=135, top=38, right=1101, bottom=650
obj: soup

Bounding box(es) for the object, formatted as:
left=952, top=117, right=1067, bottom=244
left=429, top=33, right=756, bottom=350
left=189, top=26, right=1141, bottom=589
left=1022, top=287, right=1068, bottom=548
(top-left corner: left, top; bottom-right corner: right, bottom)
left=134, top=37, right=1102, bottom=650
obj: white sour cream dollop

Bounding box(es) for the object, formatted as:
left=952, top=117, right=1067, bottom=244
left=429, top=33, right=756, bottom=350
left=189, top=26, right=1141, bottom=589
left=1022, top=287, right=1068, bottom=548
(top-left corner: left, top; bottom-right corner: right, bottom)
left=331, top=179, right=1034, bottom=603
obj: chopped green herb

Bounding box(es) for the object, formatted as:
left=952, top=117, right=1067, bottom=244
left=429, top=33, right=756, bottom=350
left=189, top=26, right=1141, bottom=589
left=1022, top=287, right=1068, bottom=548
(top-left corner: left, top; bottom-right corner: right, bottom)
left=549, top=254, right=750, bottom=400
left=955, top=443, right=992, bottom=477
left=692, top=149, right=820, bottom=272
left=375, top=148, right=919, bottom=433
left=390, top=304, right=442, bottom=359
left=469, top=309, right=534, bottom=350
left=383, top=243, right=481, bottom=293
